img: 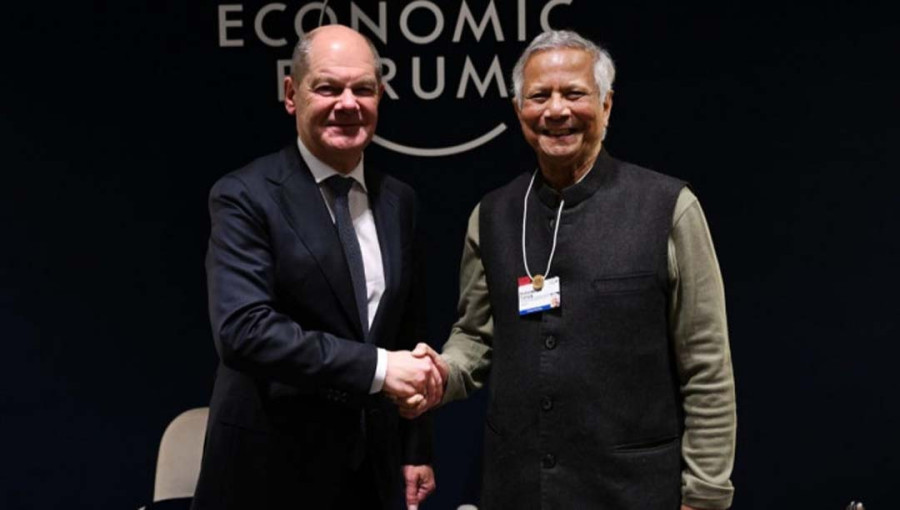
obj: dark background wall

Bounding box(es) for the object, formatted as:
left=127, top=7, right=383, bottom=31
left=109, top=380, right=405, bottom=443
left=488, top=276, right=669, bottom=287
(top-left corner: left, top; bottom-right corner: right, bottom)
left=2, top=1, right=897, bottom=508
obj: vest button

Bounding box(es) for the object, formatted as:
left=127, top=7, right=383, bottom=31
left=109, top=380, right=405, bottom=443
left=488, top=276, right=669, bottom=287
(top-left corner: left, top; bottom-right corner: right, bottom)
left=541, top=397, right=553, bottom=411
left=541, top=453, right=557, bottom=469
left=544, top=336, right=557, bottom=350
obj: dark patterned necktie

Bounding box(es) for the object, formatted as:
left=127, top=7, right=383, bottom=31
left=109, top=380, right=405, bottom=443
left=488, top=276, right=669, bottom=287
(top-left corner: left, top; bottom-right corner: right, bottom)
left=324, top=175, right=369, bottom=338
left=325, top=175, right=371, bottom=470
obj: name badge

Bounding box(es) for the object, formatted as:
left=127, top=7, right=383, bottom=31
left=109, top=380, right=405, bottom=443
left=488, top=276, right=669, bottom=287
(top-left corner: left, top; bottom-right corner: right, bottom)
left=518, top=276, right=561, bottom=316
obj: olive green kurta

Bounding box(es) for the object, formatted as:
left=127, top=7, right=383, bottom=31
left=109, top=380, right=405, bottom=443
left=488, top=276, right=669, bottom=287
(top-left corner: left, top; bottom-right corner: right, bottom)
left=441, top=187, right=736, bottom=509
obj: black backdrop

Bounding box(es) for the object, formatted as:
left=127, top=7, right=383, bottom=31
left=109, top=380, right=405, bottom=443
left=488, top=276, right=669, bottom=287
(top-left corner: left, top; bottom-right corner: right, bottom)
left=2, top=1, right=898, bottom=508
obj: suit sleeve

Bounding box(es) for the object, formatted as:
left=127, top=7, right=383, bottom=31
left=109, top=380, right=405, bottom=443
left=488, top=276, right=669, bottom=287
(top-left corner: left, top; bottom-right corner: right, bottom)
left=668, top=188, right=737, bottom=509
left=206, top=174, right=377, bottom=394
left=440, top=203, right=494, bottom=403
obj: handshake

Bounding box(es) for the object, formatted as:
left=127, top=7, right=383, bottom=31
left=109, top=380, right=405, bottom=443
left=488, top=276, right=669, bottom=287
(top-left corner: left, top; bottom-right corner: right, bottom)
left=383, top=343, right=449, bottom=419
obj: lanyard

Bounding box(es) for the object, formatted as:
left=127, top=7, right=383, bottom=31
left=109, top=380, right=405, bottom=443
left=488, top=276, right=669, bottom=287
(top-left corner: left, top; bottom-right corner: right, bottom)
left=522, top=171, right=564, bottom=291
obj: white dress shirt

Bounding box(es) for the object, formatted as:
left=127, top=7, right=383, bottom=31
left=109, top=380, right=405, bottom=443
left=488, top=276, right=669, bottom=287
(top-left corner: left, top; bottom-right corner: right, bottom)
left=297, top=139, right=387, bottom=394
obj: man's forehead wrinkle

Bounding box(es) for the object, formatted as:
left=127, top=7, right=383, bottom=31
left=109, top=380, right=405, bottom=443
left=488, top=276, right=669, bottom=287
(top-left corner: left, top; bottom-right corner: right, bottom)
left=308, top=54, right=378, bottom=81
left=525, top=76, right=592, bottom=89
left=526, top=49, right=592, bottom=70
left=544, top=52, right=569, bottom=66
left=308, top=69, right=378, bottom=85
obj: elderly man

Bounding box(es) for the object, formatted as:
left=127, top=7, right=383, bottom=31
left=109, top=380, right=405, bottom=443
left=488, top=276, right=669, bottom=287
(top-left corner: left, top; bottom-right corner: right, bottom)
left=413, top=30, right=737, bottom=509
left=192, top=25, right=440, bottom=510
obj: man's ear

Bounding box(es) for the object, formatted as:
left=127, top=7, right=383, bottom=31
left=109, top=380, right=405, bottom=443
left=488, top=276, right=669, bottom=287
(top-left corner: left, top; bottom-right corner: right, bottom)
left=284, top=77, right=297, bottom=115
left=602, top=90, right=614, bottom=120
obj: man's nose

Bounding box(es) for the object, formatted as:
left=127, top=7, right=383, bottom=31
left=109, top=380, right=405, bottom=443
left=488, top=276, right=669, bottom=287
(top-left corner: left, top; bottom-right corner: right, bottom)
left=335, top=88, right=359, bottom=111
left=544, top=93, right=569, bottom=118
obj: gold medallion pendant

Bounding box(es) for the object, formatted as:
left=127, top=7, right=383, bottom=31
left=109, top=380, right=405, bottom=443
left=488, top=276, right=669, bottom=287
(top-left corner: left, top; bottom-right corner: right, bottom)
left=532, top=274, right=545, bottom=291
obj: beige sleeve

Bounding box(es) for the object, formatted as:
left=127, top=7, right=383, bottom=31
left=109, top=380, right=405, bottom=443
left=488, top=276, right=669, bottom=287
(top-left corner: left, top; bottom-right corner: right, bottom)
left=668, top=188, right=737, bottom=509
left=440, top=204, right=494, bottom=404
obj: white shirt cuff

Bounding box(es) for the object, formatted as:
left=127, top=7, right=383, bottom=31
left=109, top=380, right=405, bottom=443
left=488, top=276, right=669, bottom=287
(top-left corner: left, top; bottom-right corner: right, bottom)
left=369, top=348, right=387, bottom=394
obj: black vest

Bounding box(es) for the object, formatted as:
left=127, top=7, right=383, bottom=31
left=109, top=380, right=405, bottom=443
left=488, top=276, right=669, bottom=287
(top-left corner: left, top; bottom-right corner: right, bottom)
left=478, top=151, right=686, bottom=509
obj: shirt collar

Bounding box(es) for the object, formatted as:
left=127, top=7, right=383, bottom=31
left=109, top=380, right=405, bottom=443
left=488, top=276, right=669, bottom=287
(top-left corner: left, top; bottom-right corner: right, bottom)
left=296, top=137, right=368, bottom=193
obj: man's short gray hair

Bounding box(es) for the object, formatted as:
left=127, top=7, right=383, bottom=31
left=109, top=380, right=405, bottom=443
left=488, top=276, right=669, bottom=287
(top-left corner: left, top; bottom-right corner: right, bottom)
left=511, top=30, right=615, bottom=107
left=289, top=27, right=382, bottom=86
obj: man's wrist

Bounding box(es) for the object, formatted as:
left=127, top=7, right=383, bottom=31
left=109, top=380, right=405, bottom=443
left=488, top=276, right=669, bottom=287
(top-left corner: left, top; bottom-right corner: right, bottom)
left=369, top=347, right=387, bottom=394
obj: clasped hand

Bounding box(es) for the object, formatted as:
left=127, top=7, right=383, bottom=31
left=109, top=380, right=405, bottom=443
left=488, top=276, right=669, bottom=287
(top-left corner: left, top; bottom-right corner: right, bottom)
left=383, top=343, right=449, bottom=419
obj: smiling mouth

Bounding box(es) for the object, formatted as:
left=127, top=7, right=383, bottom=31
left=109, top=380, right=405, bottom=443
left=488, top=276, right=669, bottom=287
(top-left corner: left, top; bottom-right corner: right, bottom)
left=541, top=128, right=578, bottom=137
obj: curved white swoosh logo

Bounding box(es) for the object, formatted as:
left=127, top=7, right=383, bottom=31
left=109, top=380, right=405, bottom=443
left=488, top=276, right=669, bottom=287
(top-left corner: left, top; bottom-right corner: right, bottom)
left=373, top=123, right=507, bottom=157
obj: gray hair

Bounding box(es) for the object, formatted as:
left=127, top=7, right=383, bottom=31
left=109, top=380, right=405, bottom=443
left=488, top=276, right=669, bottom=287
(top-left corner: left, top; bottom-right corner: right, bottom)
left=289, top=27, right=382, bottom=86
left=511, top=30, right=616, bottom=107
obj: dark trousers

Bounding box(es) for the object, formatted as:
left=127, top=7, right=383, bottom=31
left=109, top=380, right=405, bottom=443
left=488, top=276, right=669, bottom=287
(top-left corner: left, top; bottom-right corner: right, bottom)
left=333, top=455, right=385, bottom=510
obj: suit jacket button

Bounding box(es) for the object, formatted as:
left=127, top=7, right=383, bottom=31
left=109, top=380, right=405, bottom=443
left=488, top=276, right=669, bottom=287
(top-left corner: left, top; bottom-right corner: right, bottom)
left=541, top=397, right=553, bottom=411
left=544, top=336, right=557, bottom=350
left=542, top=453, right=556, bottom=469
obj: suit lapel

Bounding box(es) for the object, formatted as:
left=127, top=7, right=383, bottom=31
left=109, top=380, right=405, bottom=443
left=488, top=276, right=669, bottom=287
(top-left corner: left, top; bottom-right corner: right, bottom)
left=268, top=146, right=364, bottom=338
left=367, top=169, right=399, bottom=342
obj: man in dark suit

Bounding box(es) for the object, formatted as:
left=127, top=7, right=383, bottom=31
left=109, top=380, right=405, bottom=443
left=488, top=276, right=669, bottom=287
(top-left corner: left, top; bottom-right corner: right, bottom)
left=192, top=25, right=442, bottom=510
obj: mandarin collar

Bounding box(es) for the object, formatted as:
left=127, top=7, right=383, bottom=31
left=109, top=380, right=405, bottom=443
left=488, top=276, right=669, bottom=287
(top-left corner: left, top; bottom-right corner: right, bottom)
left=535, top=150, right=615, bottom=209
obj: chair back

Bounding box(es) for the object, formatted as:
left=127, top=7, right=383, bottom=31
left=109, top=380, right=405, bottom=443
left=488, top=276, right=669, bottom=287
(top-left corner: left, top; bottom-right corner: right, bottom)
left=153, top=407, right=209, bottom=502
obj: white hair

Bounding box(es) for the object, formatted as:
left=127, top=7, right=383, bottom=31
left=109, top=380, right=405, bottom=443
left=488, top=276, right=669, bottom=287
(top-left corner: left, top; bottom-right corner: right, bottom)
left=511, top=30, right=616, bottom=107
